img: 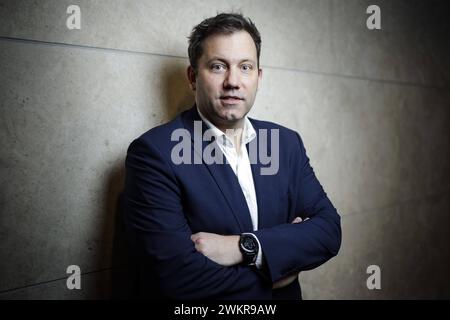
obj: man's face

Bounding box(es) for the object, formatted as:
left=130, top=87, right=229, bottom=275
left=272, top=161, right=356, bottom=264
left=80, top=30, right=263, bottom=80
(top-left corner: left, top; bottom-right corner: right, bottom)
left=189, top=30, right=262, bottom=131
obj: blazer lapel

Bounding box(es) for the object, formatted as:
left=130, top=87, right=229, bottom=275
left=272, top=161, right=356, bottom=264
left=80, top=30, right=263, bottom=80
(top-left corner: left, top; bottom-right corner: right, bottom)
left=246, top=118, right=274, bottom=230
left=182, top=106, right=254, bottom=232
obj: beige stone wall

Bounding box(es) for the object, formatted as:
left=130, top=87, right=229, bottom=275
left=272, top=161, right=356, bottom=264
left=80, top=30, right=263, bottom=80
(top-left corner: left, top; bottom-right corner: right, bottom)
left=0, top=0, right=449, bottom=299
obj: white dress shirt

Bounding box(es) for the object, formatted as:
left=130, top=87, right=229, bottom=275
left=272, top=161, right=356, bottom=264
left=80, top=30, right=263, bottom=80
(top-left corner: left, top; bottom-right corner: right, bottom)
left=197, top=108, right=263, bottom=267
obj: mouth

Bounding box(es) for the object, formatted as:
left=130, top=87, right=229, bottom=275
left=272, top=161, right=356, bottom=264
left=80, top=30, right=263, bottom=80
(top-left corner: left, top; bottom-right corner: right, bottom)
left=220, top=95, right=244, bottom=104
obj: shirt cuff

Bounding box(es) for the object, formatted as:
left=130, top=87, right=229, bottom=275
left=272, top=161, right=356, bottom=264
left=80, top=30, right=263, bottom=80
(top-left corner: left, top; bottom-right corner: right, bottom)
left=250, top=233, right=264, bottom=269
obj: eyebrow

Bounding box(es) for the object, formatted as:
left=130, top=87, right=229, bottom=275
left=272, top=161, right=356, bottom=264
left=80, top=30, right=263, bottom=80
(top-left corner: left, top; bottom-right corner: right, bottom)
left=207, top=57, right=257, bottom=65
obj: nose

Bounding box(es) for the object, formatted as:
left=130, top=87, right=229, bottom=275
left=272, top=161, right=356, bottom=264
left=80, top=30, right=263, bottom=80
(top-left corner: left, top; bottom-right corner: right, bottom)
left=223, top=66, right=240, bottom=90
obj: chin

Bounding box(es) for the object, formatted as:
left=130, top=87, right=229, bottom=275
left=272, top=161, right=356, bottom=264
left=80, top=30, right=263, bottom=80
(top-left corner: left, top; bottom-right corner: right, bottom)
left=222, top=111, right=244, bottom=121
left=223, top=106, right=246, bottom=115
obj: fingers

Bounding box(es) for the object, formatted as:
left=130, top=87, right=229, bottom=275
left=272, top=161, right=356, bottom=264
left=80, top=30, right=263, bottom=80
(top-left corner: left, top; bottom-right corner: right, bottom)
left=272, top=273, right=299, bottom=289
left=190, top=232, right=201, bottom=242
left=291, top=217, right=310, bottom=224
left=292, top=217, right=302, bottom=224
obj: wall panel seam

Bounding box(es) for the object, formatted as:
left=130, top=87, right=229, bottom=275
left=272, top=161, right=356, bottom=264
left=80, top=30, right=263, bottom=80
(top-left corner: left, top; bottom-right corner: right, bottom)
left=0, top=266, right=114, bottom=295
left=1, top=36, right=448, bottom=90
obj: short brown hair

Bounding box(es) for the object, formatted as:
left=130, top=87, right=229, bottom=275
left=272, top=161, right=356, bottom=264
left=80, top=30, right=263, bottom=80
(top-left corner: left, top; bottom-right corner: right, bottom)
left=188, top=13, right=262, bottom=71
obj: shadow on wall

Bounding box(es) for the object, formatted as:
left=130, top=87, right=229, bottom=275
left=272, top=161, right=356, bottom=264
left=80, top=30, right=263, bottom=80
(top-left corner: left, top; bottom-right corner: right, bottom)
left=161, top=59, right=196, bottom=123
left=102, top=60, right=195, bottom=299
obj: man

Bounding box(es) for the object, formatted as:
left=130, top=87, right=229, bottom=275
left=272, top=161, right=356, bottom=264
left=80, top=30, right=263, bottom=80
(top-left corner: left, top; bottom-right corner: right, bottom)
left=123, top=13, right=341, bottom=299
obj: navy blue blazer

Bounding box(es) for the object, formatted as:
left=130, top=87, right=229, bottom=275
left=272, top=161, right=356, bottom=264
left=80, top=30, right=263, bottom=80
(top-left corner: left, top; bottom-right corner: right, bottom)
left=123, top=106, right=341, bottom=299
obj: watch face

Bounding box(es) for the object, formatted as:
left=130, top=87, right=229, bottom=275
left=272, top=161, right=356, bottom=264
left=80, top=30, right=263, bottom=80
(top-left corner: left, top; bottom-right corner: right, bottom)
left=242, top=236, right=257, bottom=251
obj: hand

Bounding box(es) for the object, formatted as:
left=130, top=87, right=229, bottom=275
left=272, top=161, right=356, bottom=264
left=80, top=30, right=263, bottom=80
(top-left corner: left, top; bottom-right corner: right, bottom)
left=272, top=273, right=299, bottom=289
left=272, top=216, right=307, bottom=289
left=191, top=232, right=242, bottom=266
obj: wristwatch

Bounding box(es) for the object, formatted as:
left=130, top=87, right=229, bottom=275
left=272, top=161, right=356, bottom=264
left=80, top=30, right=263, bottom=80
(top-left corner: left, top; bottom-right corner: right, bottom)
left=239, top=233, right=259, bottom=266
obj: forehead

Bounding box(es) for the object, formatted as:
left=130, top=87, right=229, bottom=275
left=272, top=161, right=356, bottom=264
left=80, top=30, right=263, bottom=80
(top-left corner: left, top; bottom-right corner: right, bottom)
left=200, top=30, right=257, bottom=62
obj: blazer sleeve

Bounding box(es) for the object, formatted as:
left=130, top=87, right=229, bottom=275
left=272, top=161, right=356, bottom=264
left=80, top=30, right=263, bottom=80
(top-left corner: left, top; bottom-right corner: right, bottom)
left=253, top=132, right=342, bottom=283
left=123, top=137, right=271, bottom=299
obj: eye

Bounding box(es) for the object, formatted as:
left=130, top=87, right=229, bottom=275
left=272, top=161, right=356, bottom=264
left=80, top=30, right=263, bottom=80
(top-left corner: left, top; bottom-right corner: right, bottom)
left=211, top=64, right=226, bottom=72
left=241, top=64, right=253, bottom=72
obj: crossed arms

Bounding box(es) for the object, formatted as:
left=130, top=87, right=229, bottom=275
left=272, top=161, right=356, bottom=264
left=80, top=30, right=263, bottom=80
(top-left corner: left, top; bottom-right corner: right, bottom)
left=123, top=131, right=341, bottom=299
left=190, top=216, right=306, bottom=289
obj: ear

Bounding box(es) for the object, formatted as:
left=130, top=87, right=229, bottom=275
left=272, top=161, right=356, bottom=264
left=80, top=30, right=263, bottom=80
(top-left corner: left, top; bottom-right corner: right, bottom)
left=187, top=66, right=196, bottom=91
left=258, top=68, right=263, bottom=81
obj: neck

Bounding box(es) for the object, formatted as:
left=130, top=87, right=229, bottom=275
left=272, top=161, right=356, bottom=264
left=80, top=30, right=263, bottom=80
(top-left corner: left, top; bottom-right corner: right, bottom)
left=196, top=107, right=246, bottom=153
left=225, top=126, right=244, bottom=153
left=216, top=117, right=245, bottom=147
left=216, top=119, right=245, bottom=133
